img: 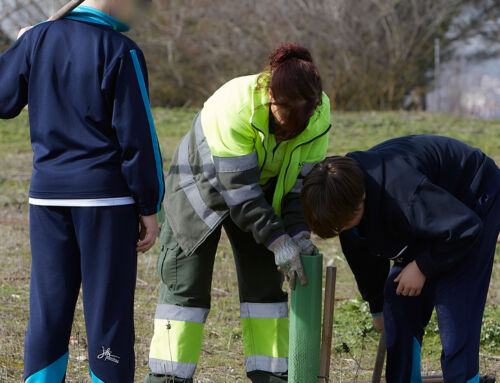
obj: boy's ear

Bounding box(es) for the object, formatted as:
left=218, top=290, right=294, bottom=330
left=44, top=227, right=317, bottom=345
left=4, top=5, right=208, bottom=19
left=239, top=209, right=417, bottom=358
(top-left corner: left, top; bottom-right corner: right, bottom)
left=362, top=192, right=366, bottom=200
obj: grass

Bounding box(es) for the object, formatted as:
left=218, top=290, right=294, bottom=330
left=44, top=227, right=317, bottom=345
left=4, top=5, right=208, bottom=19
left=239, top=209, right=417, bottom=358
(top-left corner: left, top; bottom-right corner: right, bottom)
left=0, top=109, right=499, bottom=382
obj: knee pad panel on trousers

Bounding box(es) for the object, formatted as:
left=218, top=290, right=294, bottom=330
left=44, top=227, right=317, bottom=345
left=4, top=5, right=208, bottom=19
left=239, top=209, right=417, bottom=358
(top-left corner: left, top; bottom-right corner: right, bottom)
left=149, top=304, right=209, bottom=379
left=240, top=302, right=289, bottom=374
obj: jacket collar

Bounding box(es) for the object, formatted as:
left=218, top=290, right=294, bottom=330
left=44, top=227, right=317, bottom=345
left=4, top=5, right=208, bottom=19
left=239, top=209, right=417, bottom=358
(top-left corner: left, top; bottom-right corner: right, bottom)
left=65, top=6, right=130, bottom=32
left=250, top=73, right=331, bottom=144
left=348, top=151, right=409, bottom=258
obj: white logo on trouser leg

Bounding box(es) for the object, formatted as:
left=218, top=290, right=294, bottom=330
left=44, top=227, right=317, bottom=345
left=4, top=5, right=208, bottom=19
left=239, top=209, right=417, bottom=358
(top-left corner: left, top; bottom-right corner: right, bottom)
left=97, top=347, right=120, bottom=364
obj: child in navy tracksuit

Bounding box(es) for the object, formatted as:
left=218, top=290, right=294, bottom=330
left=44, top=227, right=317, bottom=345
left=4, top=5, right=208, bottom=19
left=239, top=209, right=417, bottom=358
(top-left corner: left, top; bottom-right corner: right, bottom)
left=301, top=136, right=500, bottom=383
left=0, top=2, right=164, bottom=382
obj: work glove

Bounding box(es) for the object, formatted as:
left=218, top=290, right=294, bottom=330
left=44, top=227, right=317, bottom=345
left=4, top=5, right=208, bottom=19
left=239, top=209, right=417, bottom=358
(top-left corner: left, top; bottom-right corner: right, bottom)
left=292, top=231, right=317, bottom=255
left=268, top=234, right=307, bottom=290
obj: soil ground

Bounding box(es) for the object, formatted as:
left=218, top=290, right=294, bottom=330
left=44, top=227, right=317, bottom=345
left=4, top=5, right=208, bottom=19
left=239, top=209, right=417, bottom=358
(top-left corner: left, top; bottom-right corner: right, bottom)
left=0, top=110, right=499, bottom=382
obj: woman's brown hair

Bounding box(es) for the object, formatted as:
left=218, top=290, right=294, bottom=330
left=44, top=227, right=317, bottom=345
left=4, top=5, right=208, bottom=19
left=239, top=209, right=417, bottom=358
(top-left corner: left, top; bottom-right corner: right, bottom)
left=262, top=43, right=323, bottom=141
left=302, top=156, right=366, bottom=238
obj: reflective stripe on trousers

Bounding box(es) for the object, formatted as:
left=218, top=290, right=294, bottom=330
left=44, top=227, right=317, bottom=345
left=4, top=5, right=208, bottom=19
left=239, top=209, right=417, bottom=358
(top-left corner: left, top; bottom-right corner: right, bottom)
left=240, top=302, right=289, bottom=373
left=148, top=304, right=209, bottom=379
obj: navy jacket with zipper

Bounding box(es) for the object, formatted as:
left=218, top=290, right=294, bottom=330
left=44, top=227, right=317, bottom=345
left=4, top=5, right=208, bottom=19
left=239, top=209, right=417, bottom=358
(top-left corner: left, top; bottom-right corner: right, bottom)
left=0, top=11, right=164, bottom=215
left=340, top=135, right=500, bottom=314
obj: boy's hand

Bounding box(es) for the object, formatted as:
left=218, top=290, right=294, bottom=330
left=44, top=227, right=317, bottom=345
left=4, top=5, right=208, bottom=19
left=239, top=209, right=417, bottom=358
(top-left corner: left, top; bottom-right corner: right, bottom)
left=373, top=315, right=384, bottom=332
left=137, top=214, right=159, bottom=253
left=18, top=26, right=32, bottom=39
left=394, top=261, right=426, bottom=296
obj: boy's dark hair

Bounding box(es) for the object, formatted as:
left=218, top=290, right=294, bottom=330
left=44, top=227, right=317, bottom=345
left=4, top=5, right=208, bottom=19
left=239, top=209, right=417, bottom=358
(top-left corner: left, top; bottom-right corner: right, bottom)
left=302, top=156, right=365, bottom=238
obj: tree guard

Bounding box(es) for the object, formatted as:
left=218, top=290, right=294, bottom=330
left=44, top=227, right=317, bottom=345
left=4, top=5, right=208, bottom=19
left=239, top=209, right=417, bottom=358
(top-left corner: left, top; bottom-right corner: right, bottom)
left=289, top=253, right=323, bottom=383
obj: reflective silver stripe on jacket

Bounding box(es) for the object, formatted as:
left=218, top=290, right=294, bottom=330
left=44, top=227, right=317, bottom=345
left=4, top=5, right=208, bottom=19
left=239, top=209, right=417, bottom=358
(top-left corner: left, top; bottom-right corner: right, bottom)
left=149, top=358, right=197, bottom=379
left=155, top=304, right=209, bottom=324
left=290, top=178, right=303, bottom=194
left=213, top=151, right=259, bottom=173
left=221, top=183, right=263, bottom=207
left=178, top=133, right=221, bottom=228
left=193, top=114, right=221, bottom=192
left=240, top=302, right=288, bottom=319
left=300, top=162, right=316, bottom=177
left=245, top=355, right=288, bottom=373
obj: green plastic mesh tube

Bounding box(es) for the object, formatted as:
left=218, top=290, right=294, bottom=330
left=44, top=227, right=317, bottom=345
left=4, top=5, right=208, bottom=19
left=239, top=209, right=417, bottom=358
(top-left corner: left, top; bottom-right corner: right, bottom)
left=289, top=253, right=323, bottom=383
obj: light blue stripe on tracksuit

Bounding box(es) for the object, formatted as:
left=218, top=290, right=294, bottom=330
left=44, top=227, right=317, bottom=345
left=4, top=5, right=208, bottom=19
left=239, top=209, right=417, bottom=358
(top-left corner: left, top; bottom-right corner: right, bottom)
left=90, top=368, right=106, bottom=383
left=130, top=49, right=165, bottom=212
left=25, top=352, right=69, bottom=383
left=410, top=337, right=479, bottom=383
left=410, top=337, right=422, bottom=383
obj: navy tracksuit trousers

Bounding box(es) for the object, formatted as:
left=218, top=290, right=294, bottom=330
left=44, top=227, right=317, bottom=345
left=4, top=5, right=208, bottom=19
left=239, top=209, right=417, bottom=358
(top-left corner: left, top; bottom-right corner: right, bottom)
left=25, top=205, right=138, bottom=383
left=383, top=190, right=500, bottom=383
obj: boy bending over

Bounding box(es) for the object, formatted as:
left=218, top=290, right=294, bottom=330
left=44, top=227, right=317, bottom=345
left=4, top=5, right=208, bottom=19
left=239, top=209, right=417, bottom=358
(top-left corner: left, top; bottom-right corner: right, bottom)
left=302, top=135, right=499, bottom=383
left=0, top=0, right=163, bottom=381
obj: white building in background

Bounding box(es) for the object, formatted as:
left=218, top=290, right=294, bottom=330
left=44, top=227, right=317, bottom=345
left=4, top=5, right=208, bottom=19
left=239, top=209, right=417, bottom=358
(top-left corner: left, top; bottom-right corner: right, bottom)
left=427, top=34, right=500, bottom=119
left=428, top=58, right=500, bottom=119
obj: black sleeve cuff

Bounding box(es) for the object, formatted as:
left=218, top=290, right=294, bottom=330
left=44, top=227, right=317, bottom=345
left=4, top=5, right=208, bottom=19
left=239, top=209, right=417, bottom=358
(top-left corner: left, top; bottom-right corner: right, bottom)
left=368, top=293, right=385, bottom=315
left=139, top=205, right=158, bottom=216
left=415, top=250, right=437, bottom=278
left=286, top=223, right=311, bottom=238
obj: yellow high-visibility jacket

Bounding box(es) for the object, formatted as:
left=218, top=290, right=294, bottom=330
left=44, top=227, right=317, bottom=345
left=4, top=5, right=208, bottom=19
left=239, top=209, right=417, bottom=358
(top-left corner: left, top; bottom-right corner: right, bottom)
left=164, top=74, right=332, bottom=255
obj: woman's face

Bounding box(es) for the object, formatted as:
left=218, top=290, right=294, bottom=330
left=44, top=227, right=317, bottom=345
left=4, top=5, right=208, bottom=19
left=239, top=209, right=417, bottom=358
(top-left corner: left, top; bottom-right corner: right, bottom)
left=269, top=90, right=287, bottom=126
left=270, top=103, right=287, bottom=127
left=269, top=89, right=314, bottom=140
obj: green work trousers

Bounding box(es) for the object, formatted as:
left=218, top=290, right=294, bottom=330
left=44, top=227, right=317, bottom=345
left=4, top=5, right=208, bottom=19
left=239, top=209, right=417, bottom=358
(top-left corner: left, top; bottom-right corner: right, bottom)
left=145, top=218, right=289, bottom=383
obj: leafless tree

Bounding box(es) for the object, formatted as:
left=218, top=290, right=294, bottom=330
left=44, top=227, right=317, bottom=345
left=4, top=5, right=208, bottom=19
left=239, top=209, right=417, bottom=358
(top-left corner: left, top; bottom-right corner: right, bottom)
left=2, top=0, right=499, bottom=109
left=0, top=0, right=64, bottom=39
left=132, top=0, right=500, bottom=108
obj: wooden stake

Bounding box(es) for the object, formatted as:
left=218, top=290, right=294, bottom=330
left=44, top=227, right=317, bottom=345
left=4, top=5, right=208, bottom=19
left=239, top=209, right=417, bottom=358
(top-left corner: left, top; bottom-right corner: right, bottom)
left=319, top=267, right=336, bottom=383
left=371, top=330, right=386, bottom=383
left=48, top=0, right=85, bottom=21
left=421, top=377, right=444, bottom=383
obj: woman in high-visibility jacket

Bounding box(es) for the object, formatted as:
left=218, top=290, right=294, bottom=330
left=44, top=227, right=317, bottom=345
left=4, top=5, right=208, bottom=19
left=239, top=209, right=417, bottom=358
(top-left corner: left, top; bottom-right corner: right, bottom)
left=145, top=43, right=332, bottom=383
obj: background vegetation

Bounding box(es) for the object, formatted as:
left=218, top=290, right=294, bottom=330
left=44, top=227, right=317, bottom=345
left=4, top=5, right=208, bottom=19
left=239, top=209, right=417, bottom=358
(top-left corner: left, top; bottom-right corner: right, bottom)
left=2, top=0, right=500, bottom=109
left=135, top=0, right=500, bottom=109
left=0, top=110, right=499, bottom=382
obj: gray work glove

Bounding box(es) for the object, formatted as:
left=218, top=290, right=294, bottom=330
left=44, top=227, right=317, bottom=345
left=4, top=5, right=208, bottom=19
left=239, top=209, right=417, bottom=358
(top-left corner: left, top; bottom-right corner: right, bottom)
left=268, top=234, right=307, bottom=290
left=292, top=231, right=317, bottom=255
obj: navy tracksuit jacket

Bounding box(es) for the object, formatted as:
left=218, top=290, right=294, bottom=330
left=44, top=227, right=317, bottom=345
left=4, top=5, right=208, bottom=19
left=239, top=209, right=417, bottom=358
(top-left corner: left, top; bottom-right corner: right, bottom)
left=339, top=135, right=500, bottom=383
left=0, top=6, right=164, bottom=383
